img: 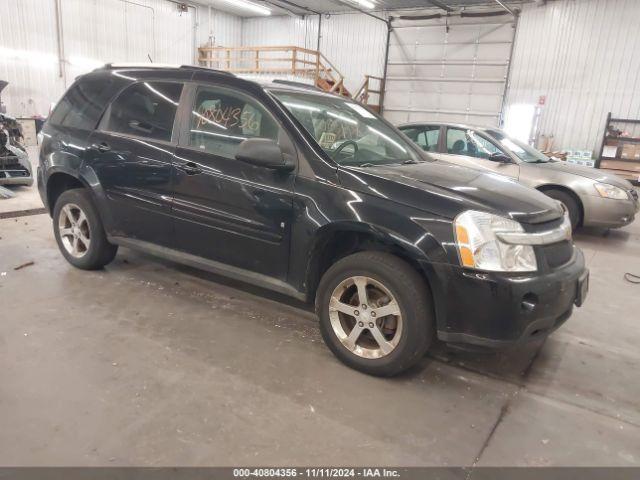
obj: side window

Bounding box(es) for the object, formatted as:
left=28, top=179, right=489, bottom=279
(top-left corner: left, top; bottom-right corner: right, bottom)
left=189, top=86, right=279, bottom=159
left=446, top=128, right=503, bottom=159
left=101, top=82, right=183, bottom=142
left=49, top=77, right=118, bottom=130
left=415, top=126, right=440, bottom=152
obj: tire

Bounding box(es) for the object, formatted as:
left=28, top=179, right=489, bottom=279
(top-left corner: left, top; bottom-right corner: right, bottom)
left=316, top=251, right=434, bottom=377
left=543, top=189, right=580, bottom=230
left=52, top=188, right=118, bottom=270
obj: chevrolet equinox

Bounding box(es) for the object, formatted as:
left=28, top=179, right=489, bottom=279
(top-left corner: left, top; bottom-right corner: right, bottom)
left=38, top=65, right=589, bottom=376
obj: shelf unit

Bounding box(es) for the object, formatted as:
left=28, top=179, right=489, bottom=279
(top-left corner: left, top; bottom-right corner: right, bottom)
left=596, top=112, right=640, bottom=184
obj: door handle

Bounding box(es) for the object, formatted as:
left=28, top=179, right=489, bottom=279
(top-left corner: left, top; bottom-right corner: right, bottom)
left=91, top=142, right=111, bottom=153
left=177, top=161, right=203, bottom=175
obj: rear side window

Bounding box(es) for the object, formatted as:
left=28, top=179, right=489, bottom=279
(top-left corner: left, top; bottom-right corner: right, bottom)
left=101, top=82, right=183, bottom=142
left=49, top=77, right=116, bottom=130
left=446, top=128, right=503, bottom=159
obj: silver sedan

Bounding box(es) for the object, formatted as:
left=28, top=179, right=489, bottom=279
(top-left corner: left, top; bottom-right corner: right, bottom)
left=399, top=122, right=639, bottom=229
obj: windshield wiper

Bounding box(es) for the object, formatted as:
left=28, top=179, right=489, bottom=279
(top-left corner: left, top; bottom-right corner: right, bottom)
left=402, top=159, right=419, bottom=164
left=358, top=163, right=376, bottom=167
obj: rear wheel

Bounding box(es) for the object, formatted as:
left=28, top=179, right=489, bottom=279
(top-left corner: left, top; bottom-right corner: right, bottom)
left=316, top=251, right=434, bottom=377
left=53, top=188, right=118, bottom=270
left=543, top=189, right=580, bottom=230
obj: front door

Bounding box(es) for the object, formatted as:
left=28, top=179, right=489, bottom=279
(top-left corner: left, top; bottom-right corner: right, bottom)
left=438, top=127, right=520, bottom=180
left=86, top=81, right=184, bottom=245
left=171, top=83, right=295, bottom=280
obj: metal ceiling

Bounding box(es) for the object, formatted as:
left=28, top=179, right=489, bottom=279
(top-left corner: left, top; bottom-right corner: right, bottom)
left=199, top=0, right=527, bottom=18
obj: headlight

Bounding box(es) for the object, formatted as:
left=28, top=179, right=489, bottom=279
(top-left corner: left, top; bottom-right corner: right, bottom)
left=594, top=183, right=628, bottom=200
left=454, top=210, right=537, bottom=272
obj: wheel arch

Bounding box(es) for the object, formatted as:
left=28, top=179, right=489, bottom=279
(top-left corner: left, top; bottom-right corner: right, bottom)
left=536, top=184, right=584, bottom=225
left=304, top=222, right=441, bottom=317
left=46, top=170, right=88, bottom=215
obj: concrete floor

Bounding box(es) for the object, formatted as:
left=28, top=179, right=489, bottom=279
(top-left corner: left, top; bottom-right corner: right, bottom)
left=1, top=200, right=639, bottom=465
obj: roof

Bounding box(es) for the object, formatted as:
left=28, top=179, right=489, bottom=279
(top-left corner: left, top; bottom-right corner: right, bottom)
left=399, top=121, right=499, bottom=132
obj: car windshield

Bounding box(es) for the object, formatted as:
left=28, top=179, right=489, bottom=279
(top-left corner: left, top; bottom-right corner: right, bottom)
left=488, top=130, right=550, bottom=163
left=271, top=90, right=422, bottom=167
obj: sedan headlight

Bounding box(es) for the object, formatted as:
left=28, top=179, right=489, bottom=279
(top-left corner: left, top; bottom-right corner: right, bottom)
left=594, top=183, right=628, bottom=200
left=454, top=210, right=537, bottom=272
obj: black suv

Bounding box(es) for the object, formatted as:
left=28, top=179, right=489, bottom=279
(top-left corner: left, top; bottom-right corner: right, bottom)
left=38, top=65, right=588, bottom=376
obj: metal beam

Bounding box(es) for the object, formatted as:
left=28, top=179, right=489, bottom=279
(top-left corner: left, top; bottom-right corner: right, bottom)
left=263, top=0, right=320, bottom=15
left=493, top=0, right=517, bottom=16
left=427, top=0, right=453, bottom=12
left=329, top=0, right=388, bottom=25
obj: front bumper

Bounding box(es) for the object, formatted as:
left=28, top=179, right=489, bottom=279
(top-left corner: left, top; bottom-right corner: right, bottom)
left=0, top=146, right=33, bottom=186
left=581, top=193, right=639, bottom=228
left=433, top=247, right=587, bottom=348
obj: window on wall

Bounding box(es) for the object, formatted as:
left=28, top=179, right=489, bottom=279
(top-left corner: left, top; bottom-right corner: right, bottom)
left=101, top=82, right=183, bottom=142
left=446, top=128, right=504, bottom=159
left=189, top=86, right=280, bottom=159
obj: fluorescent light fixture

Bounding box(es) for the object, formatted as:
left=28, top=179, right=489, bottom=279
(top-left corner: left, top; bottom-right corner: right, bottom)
left=352, top=0, right=375, bottom=9
left=216, top=0, right=271, bottom=15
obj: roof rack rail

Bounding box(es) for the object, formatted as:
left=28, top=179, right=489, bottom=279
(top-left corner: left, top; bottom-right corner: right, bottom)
left=179, top=65, right=236, bottom=76
left=100, top=63, right=235, bottom=77
left=103, top=62, right=179, bottom=69
left=271, top=79, right=324, bottom=92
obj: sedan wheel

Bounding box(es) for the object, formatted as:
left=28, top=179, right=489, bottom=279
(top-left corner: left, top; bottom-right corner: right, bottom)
left=329, top=276, right=403, bottom=359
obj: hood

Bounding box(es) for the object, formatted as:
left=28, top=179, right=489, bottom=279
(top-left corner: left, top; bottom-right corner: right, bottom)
left=340, top=160, right=564, bottom=224
left=536, top=160, right=633, bottom=188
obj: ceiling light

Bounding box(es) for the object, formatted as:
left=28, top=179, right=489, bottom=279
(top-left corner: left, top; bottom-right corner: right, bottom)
left=353, top=0, right=375, bottom=9
left=217, top=0, right=271, bottom=16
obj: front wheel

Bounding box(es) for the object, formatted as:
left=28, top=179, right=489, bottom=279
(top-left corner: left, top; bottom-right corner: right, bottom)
left=316, top=251, right=434, bottom=377
left=543, top=189, right=580, bottom=230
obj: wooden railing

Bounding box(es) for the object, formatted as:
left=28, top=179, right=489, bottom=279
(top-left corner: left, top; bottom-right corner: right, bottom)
left=198, top=45, right=349, bottom=96
left=353, top=75, right=384, bottom=112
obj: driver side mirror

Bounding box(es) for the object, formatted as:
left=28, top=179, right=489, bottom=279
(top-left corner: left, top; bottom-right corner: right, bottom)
left=235, top=138, right=294, bottom=171
left=489, top=152, right=512, bottom=164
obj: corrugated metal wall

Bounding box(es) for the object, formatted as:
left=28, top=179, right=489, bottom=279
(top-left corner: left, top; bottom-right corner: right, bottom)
left=0, top=0, right=61, bottom=118
left=506, top=0, right=640, bottom=152
left=0, top=0, right=242, bottom=117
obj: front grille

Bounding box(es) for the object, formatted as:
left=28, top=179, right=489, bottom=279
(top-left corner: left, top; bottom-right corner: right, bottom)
left=1, top=161, right=24, bottom=170
left=539, top=240, right=573, bottom=269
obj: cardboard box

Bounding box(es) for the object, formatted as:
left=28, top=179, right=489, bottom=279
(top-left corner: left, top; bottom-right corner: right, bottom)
left=602, top=145, right=619, bottom=158
left=600, top=159, right=640, bottom=173
left=620, top=143, right=636, bottom=159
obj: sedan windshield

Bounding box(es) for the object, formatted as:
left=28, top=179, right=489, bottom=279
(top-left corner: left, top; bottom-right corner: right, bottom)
left=271, top=90, right=422, bottom=167
left=488, top=130, right=550, bottom=163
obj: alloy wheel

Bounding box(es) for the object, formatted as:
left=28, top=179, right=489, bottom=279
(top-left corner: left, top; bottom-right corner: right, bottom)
left=58, top=203, right=91, bottom=258
left=328, top=276, right=403, bottom=359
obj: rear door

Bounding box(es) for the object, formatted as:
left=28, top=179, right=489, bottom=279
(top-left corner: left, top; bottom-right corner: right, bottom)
left=171, top=82, right=296, bottom=280
left=439, top=126, right=519, bottom=179
left=86, top=81, right=184, bottom=245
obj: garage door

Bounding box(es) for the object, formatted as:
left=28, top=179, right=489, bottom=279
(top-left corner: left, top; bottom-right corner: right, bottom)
left=383, top=14, right=516, bottom=127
